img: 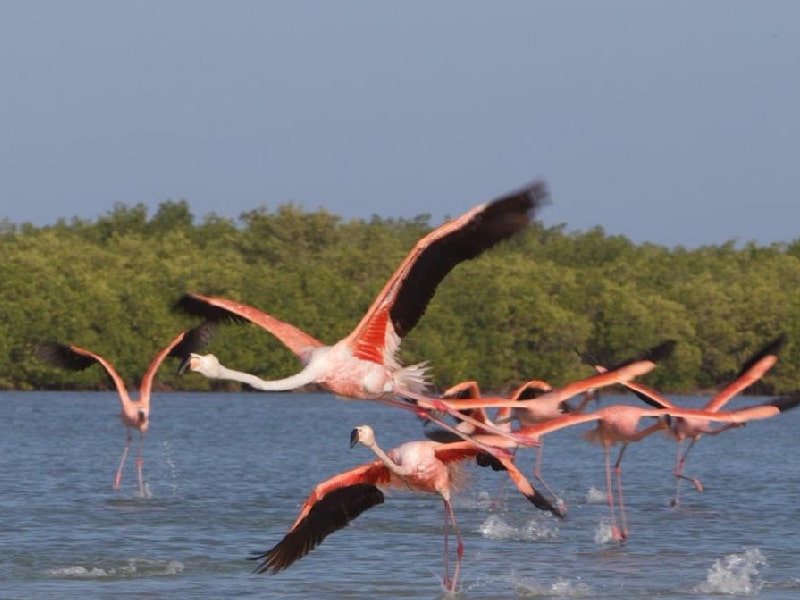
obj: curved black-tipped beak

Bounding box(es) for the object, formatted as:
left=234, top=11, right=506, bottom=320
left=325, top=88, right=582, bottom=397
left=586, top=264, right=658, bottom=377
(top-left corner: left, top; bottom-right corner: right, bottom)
left=177, top=355, right=193, bottom=375
left=349, top=428, right=360, bottom=448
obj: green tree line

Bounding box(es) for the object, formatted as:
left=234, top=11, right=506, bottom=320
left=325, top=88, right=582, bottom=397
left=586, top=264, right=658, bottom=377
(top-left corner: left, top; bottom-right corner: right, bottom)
left=2, top=200, right=799, bottom=395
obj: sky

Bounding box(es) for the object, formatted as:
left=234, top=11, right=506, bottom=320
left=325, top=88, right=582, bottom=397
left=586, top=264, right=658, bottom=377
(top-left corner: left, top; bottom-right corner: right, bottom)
left=0, top=1, right=798, bottom=248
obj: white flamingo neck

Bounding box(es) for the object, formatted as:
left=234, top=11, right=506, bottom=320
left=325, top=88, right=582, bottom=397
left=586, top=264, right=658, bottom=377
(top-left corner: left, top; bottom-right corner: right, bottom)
left=213, top=363, right=319, bottom=391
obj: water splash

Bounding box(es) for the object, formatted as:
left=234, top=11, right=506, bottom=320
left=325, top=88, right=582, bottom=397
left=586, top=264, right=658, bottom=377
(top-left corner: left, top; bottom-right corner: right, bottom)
left=585, top=486, right=606, bottom=504
left=593, top=518, right=615, bottom=544
left=478, top=514, right=558, bottom=541
left=695, top=548, right=767, bottom=595
left=514, top=576, right=592, bottom=597
left=47, top=558, right=184, bottom=579
left=161, top=440, right=181, bottom=496
left=468, top=573, right=591, bottom=597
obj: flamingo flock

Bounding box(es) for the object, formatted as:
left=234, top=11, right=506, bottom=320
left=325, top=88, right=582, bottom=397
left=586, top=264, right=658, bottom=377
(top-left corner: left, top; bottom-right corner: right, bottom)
left=30, top=180, right=800, bottom=593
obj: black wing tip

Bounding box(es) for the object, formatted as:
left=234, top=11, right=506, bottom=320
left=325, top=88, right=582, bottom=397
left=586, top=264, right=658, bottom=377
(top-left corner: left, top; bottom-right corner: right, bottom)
left=168, top=321, right=216, bottom=361
left=526, top=490, right=564, bottom=518
left=736, top=333, right=788, bottom=377
left=476, top=452, right=508, bottom=471
left=173, top=292, right=249, bottom=324
left=424, top=429, right=463, bottom=443
left=511, top=178, right=550, bottom=207
left=629, top=387, right=664, bottom=409
left=249, top=549, right=283, bottom=575
left=644, top=339, right=678, bottom=363
left=769, top=390, right=800, bottom=413
left=33, top=341, right=96, bottom=371
left=492, top=179, right=550, bottom=220
left=575, top=347, right=600, bottom=367
left=608, top=339, right=677, bottom=370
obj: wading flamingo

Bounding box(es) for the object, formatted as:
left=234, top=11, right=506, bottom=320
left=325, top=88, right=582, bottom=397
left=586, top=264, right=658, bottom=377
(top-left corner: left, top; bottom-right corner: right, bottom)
left=35, top=322, right=214, bottom=496
left=472, top=393, right=800, bottom=542
left=251, top=424, right=559, bottom=592
left=596, top=334, right=786, bottom=506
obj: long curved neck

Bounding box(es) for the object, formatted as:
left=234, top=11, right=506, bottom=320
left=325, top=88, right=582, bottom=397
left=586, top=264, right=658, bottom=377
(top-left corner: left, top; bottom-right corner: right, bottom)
left=364, top=441, right=413, bottom=477
left=212, top=363, right=318, bottom=391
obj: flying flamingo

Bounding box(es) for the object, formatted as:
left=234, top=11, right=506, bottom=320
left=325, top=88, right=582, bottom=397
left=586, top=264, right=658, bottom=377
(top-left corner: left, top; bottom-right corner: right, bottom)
left=436, top=341, right=676, bottom=417
left=591, top=334, right=786, bottom=506
left=471, top=393, right=800, bottom=542
left=251, top=424, right=560, bottom=592
left=174, top=182, right=551, bottom=445
left=426, top=379, right=595, bottom=510
left=35, top=322, right=215, bottom=496
left=176, top=182, right=547, bottom=400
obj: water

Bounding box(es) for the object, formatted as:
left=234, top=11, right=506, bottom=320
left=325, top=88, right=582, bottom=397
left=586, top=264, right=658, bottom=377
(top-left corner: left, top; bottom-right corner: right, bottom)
left=1, top=391, right=799, bottom=599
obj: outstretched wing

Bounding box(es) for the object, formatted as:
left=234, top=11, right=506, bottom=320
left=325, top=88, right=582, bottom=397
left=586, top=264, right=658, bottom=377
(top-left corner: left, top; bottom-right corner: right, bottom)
left=138, top=321, right=217, bottom=399
left=345, top=181, right=549, bottom=364
left=175, top=292, right=326, bottom=358
left=511, top=380, right=552, bottom=400
left=35, top=342, right=128, bottom=397
left=442, top=381, right=481, bottom=399
left=442, top=340, right=677, bottom=411
left=705, top=334, right=785, bottom=412
left=251, top=460, right=389, bottom=574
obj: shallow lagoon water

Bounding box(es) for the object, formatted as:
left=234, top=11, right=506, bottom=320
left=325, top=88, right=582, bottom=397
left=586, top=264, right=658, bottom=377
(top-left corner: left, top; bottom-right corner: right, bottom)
left=1, top=391, right=799, bottom=598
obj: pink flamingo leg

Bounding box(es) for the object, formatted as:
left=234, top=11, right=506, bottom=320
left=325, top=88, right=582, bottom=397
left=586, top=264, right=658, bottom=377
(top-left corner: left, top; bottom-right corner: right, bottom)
left=135, top=434, right=145, bottom=498
left=614, top=443, right=629, bottom=542
left=442, top=498, right=463, bottom=593
left=532, top=439, right=565, bottom=512
left=674, top=438, right=703, bottom=494
left=603, top=445, right=622, bottom=542
left=114, top=430, right=133, bottom=491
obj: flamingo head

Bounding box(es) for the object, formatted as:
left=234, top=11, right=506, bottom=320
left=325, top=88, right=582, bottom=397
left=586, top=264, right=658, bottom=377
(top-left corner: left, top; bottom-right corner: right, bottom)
left=350, top=424, right=376, bottom=449
left=178, top=353, right=221, bottom=377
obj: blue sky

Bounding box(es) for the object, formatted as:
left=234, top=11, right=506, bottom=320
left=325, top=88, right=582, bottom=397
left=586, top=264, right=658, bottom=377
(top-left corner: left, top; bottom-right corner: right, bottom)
left=1, top=1, right=798, bottom=248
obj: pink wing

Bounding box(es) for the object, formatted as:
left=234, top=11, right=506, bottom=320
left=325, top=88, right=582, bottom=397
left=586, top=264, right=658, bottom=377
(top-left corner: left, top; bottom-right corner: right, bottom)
left=442, top=381, right=482, bottom=399
left=444, top=340, right=674, bottom=410
left=510, top=380, right=552, bottom=400
left=345, top=181, right=548, bottom=364
left=434, top=440, right=561, bottom=516
left=705, top=334, right=785, bottom=412
left=36, top=342, right=128, bottom=399
left=176, top=292, right=326, bottom=358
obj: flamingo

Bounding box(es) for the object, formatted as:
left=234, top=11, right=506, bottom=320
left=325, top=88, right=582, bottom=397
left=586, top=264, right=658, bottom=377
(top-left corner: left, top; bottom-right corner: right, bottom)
left=427, top=379, right=597, bottom=511
left=471, top=393, right=800, bottom=542
left=592, top=334, right=786, bottom=506
left=251, top=424, right=559, bottom=592
left=176, top=182, right=548, bottom=405
left=436, top=341, right=676, bottom=415
left=34, top=322, right=215, bottom=496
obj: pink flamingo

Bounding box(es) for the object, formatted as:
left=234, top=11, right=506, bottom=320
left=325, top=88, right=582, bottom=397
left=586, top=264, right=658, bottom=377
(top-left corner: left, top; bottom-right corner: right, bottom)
left=35, top=322, right=214, bottom=496
left=176, top=182, right=547, bottom=401
left=600, top=334, right=786, bottom=506
left=437, top=341, right=676, bottom=417
left=472, top=394, right=800, bottom=542
left=251, top=423, right=559, bottom=592
left=427, top=379, right=595, bottom=510
left=175, top=182, right=551, bottom=444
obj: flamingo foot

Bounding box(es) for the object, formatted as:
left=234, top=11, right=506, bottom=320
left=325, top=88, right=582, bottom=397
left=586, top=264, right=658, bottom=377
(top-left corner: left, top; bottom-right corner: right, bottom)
left=610, top=525, right=627, bottom=543
left=670, top=497, right=680, bottom=507
left=113, top=471, right=122, bottom=491
left=692, top=478, right=704, bottom=493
